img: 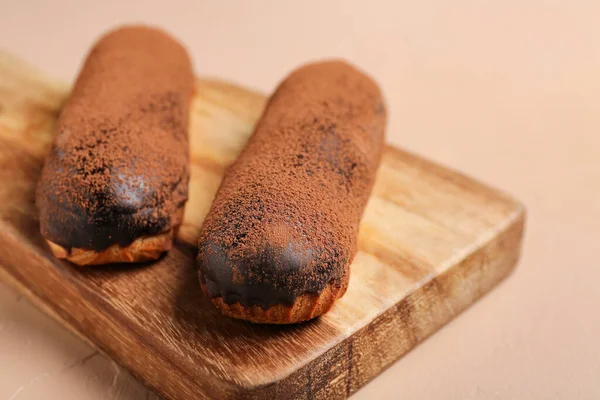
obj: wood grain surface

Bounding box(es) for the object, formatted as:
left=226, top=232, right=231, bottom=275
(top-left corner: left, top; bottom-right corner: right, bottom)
left=0, top=52, right=525, bottom=400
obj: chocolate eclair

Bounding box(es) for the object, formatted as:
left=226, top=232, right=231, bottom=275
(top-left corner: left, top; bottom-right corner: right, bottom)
left=197, top=60, right=386, bottom=323
left=36, top=26, right=194, bottom=265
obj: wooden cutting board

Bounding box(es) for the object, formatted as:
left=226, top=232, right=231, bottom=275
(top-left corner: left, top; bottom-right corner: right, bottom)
left=0, top=52, right=525, bottom=400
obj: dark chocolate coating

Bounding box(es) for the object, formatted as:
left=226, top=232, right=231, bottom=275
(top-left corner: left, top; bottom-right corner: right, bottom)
left=40, top=164, right=187, bottom=252
left=201, top=231, right=343, bottom=309
left=36, top=26, right=193, bottom=252
left=197, top=60, right=386, bottom=309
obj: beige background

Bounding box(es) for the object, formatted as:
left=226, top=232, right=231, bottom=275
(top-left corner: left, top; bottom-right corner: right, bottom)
left=1, top=0, right=599, bottom=398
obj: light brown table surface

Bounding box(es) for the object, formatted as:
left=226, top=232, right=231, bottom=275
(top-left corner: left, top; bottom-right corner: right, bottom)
left=1, top=1, right=599, bottom=399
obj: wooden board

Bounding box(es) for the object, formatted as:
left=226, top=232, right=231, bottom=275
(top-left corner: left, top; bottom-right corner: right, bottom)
left=0, top=52, right=525, bottom=400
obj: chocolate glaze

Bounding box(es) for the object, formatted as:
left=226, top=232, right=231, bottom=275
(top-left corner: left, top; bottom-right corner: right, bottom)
left=197, top=60, right=386, bottom=309
left=36, top=26, right=194, bottom=252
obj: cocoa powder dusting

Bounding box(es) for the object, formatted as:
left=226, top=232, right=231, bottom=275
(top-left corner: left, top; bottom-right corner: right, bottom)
left=37, top=26, right=194, bottom=251
left=197, top=60, right=386, bottom=309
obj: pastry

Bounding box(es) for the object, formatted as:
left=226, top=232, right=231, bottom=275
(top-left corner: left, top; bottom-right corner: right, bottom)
left=197, top=60, right=386, bottom=323
left=36, top=25, right=194, bottom=265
